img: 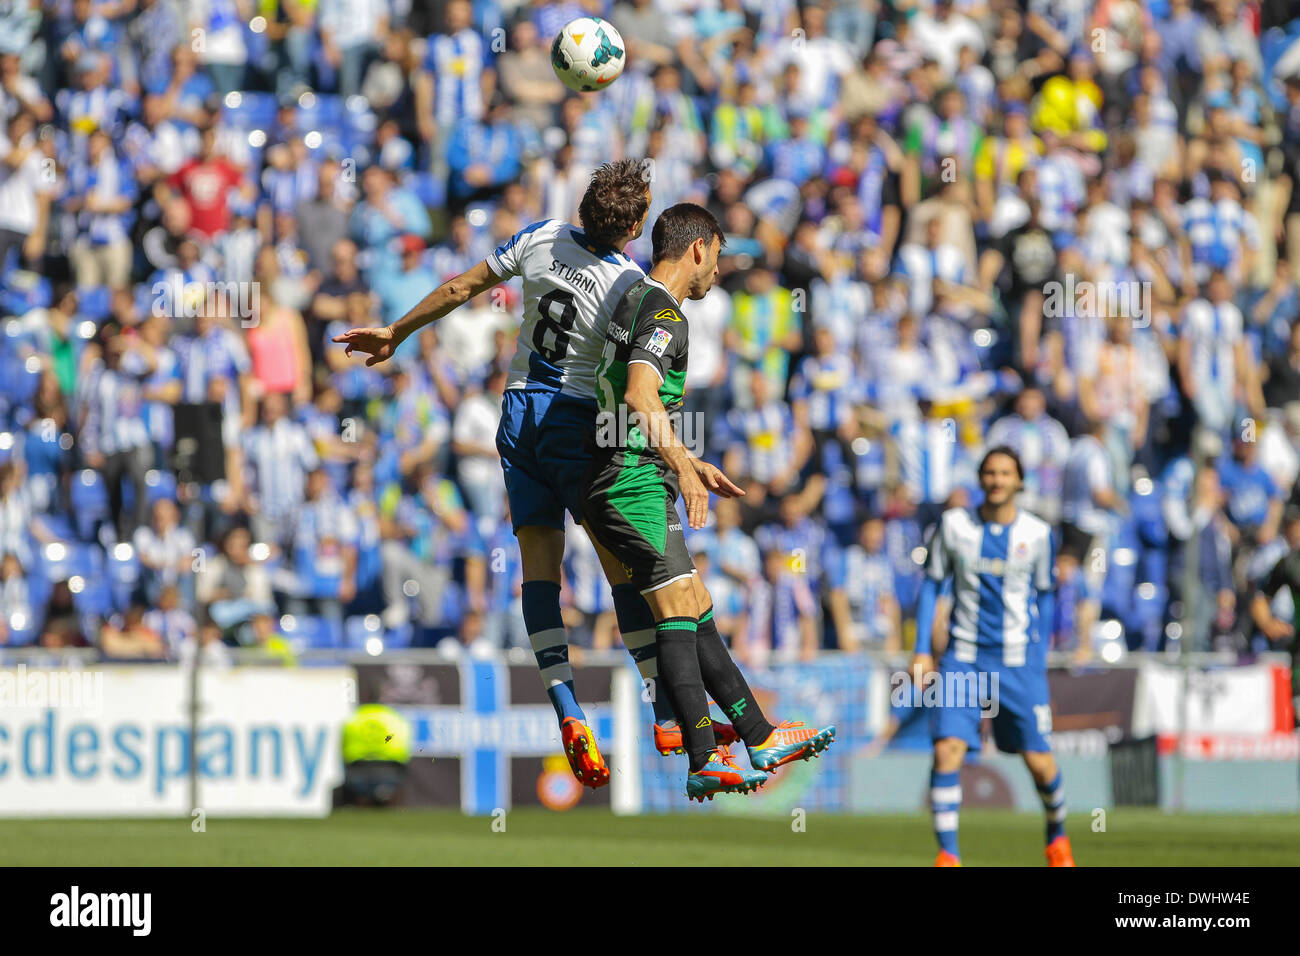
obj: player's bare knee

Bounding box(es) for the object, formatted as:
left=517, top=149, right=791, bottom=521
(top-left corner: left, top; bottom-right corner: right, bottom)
left=689, top=572, right=712, bottom=614
left=1023, top=750, right=1057, bottom=783
left=933, top=737, right=966, bottom=772
left=645, top=577, right=700, bottom=622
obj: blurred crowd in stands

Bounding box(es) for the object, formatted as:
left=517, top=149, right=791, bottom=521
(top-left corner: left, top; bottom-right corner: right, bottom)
left=3, top=0, right=1300, bottom=667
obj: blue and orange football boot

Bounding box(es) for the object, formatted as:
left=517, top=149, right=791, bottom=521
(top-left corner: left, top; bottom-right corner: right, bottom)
left=935, top=850, right=962, bottom=867
left=1045, top=836, right=1076, bottom=867
left=654, top=720, right=741, bottom=755
left=560, top=716, right=609, bottom=789
left=685, top=748, right=768, bottom=802
left=747, top=720, right=836, bottom=772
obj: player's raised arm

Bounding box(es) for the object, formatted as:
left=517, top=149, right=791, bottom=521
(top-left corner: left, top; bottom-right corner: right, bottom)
left=331, top=259, right=502, bottom=366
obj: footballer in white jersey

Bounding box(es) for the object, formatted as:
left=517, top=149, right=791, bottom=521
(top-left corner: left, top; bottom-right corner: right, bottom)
left=489, top=218, right=644, bottom=403
left=910, top=445, right=1074, bottom=867
left=485, top=216, right=643, bottom=530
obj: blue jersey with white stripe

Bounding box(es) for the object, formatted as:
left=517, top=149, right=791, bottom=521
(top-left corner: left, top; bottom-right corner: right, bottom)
left=243, top=419, right=319, bottom=523
left=924, top=507, right=1055, bottom=668
left=790, top=353, right=859, bottom=431
left=1181, top=298, right=1242, bottom=396
left=889, top=416, right=976, bottom=506
left=829, top=544, right=897, bottom=639
left=1182, top=197, right=1257, bottom=275
left=424, top=29, right=490, bottom=126
left=488, top=220, right=644, bottom=402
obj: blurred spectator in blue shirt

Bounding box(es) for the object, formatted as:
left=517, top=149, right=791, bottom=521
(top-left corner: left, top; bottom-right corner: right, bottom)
left=828, top=515, right=900, bottom=651
left=447, top=95, right=524, bottom=207
left=351, top=164, right=430, bottom=283
left=379, top=233, right=437, bottom=326
left=64, top=128, right=137, bottom=289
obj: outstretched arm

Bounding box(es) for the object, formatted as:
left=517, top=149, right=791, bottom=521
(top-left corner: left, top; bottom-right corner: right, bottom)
left=331, top=260, right=502, bottom=366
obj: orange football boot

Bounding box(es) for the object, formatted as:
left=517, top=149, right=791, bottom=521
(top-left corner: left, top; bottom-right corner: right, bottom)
left=653, top=720, right=741, bottom=755
left=560, top=717, right=609, bottom=789
left=1045, top=835, right=1076, bottom=867
left=686, top=747, right=768, bottom=801
left=934, top=850, right=962, bottom=867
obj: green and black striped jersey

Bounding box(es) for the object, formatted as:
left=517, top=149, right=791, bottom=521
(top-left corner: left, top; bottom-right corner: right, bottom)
left=593, top=276, right=688, bottom=458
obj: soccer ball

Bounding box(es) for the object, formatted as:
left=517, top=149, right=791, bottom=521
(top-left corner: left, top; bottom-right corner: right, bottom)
left=550, top=17, right=627, bottom=93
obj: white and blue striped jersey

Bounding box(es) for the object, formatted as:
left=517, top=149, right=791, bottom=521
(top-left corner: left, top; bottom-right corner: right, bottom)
left=924, top=507, right=1055, bottom=667
left=895, top=242, right=967, bottom=318
left=1181, top=297, right=1242, bottom=394
left=1060, top=433, right=1113, bottom=536
left=423, top=28, right=490, bottom=127
left=790, top=353, right=859, bottom=431
left=724, top=401, right=798, bottom=486
left=487, top=219, right=644, bottom=402
left=829, top=543, right=896, bottom=640
left=242, top=419, right=319, bottom=524
left=889, top=416, right=975, bottom=506
left=1027, top=0, right=1090, bottom=46
left=1033, top=153, right=1085, bottom=233
left=80, top=364, right=150, bottom=456
left=1181, top=197, right=1258, bottom=280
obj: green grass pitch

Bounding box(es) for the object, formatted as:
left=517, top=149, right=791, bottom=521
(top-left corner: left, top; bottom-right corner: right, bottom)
left=1, top=809, right=1296, bottom=865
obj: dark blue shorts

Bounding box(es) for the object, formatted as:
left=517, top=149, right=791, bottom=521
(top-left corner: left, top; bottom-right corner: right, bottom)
left=496, top=388, right=597, bottom=532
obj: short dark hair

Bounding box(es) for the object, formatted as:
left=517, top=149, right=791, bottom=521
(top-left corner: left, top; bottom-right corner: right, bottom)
left=650, top=203, right=725, bottom=264
left=979, top=445, right=1024, bottom=480
left=578, top=159, right=651, bottom=248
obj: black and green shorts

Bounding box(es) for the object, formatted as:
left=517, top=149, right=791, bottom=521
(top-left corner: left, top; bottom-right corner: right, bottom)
left=580, top=451, right=696, bottom=594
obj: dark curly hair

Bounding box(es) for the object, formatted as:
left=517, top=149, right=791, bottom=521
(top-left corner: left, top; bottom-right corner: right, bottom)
left=578, top=159, right=651, bottom=249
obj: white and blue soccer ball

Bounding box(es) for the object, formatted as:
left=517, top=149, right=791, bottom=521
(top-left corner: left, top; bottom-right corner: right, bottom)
left=550, top=17, right=627, bottom=93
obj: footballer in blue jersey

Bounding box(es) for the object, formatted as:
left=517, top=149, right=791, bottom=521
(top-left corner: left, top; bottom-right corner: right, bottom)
left=912, top=446, right=1075, bottom=867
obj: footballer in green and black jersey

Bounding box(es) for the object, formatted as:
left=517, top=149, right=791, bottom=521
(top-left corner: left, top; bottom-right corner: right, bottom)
left=582, top=275, right=696, bottom=593
left=591, top=275, right=689, bottom=459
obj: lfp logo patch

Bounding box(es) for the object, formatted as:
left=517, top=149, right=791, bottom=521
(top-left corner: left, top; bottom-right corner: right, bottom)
left=646, top=327, right=672, bottom=356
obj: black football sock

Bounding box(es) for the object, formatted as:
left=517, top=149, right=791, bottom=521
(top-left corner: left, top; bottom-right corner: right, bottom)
left=654, top=617, right=714, bottom=771
left=696, top=607, right=775, bottom=747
